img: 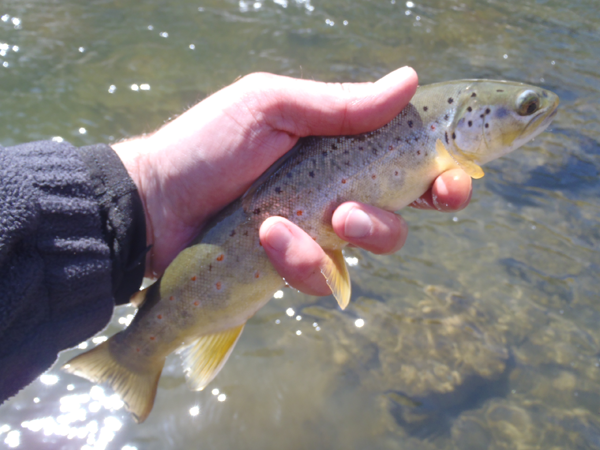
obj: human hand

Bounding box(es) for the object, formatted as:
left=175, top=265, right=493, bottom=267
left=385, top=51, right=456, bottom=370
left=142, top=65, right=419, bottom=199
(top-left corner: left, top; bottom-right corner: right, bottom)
left=113, top=67, right=472, bottom=295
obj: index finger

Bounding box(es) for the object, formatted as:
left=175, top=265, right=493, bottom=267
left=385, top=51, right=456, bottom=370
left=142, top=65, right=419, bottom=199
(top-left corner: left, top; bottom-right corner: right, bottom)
left=411, top=169, right=472, bottom=211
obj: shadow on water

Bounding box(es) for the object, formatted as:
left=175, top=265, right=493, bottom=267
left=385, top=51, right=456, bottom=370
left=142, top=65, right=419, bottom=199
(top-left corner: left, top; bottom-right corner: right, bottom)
left=500, top=257, right=574, bottom=304
left=386, top=354, right=514, bottom=440
left=488, top=130, right=599, bottom=207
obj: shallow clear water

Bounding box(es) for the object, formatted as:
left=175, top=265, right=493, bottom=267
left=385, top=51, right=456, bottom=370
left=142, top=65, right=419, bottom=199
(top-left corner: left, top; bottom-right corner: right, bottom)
left=1, top=0, right=599, bottom=449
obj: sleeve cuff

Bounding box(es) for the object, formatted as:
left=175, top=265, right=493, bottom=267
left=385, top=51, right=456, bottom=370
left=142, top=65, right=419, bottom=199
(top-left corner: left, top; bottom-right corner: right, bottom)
left=77, top=144, right=147, bottom=305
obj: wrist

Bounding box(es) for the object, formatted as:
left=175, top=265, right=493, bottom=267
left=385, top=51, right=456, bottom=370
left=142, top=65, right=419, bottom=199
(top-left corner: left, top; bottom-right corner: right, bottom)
left=112, top=137, right=156, bottom=277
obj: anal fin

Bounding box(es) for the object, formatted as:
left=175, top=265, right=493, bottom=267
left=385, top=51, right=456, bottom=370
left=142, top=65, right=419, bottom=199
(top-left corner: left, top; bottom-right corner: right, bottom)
left=321, top=249, right=352, bottom=310
left=179, top=323, right=245, bottom=391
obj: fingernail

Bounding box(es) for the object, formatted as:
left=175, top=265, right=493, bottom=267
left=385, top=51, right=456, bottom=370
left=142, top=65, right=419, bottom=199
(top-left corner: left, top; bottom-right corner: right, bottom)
left=265, top=222, right=293, bottom=253
left=432, top=176, right=449, bottom=210
left=436, top=176, right=449, bottom=196
left=344, top=209, right=373, bottom=239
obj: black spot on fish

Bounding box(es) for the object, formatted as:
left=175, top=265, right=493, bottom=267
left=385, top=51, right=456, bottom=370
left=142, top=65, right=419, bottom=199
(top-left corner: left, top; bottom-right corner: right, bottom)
left=336, top=137, right=341, bottom=143
left=417, top=150, right=421, bottom=155
left=444, top=114, right=449, bottom=121
left=452, top=132, right=456, bottom=140
left=356, top=135, right=366, bottom=142
left=415, top=136, right=419, bottom=142
left=467, top=106, right=473, bottom=112
left=243, top=231, right=248, bottom=236
left=331, top=144, right=337, bottom=150
left=497, top=89, right=504, bottom=92
left=372, top=148, right=378, bottom=155
left=471, top=92, right=477, bottom=97
left=230, top=230, right=236, bottom=237
left=423, top=106, right=429, bottom=111
left=208, top=264, right=212, bottom=272
left=480, top=114, right=485, bottom=118
left=286, top=172, right=293, bottom=178
left=309, top=171, right=315, bottom=178
left=485, top=123, right=489, bottom=128
left=468, top=121, right=472, bottom=127
left=343, top=150, right=349, bottom=154
left=253, top=208, right=261, bottom=215
left=322, top=151, right=327, bottom=156
left=448, top=98, right=454, bottom=104
left=408, top=120, right=413, bottom=128
left=485, top=108, right=491, bottom=115
left=445, top=131, right=449, bottom=144
left=345, top=161, right=350, bottom=166
left=275, top=186, right=282, bottom=194
left=359, top=146, right=364, bottom=151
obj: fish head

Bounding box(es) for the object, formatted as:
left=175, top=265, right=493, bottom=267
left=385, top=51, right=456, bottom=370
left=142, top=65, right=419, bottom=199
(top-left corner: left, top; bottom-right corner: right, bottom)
left=448, top=80, right=559, bottom=166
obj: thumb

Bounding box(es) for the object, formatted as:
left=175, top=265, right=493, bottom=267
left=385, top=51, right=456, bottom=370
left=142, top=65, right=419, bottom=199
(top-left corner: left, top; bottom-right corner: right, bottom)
left=233, top=66, right=419, bottom=137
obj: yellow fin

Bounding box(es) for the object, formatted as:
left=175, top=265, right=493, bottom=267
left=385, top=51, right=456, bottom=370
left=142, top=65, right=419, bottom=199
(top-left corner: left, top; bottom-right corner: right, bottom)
left=321, top=249, right=351, bottom=310
left=435, top=139, right=485, bottom=179
left=63, top=337, right=164, bottom=423
left=130, top=288, right=148, bottom=308
left=179, top=323, right=245, bottom=391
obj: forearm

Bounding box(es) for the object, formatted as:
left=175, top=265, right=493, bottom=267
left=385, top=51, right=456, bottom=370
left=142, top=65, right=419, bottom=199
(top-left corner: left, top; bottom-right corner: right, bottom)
left=0, top=140, right=146, bottom=401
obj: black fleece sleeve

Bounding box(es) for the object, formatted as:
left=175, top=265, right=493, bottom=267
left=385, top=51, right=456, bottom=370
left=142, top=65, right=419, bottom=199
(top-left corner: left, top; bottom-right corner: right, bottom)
left=0, top=140, right=146, bottom=401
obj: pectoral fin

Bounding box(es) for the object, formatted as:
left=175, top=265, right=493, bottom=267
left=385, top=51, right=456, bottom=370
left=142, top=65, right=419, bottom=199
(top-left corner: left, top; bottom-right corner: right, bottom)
left=435, top=139, right=485, bottom=179
left=321, top=249, right=351, bottom=310
left=179, top=323, right=245, bottom=391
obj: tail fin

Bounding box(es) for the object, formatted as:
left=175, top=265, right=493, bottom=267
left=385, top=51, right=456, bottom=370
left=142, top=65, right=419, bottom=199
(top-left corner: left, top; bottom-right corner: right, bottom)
left=63, top=338, right=165, bottom=423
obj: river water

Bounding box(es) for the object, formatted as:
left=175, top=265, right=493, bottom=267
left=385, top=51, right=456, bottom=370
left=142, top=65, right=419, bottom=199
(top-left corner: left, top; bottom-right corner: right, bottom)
left=1, top=0, right=599, bottom=449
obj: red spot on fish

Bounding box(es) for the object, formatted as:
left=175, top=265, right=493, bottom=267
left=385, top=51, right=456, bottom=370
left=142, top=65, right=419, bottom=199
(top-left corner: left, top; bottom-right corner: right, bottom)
left=296, top=210, right=303, bottom=216
left=255, top=272, right=260, bottom=278
left=150, top=336, right=155, bottom=341
left=431, top=125, right=436, bottom=130
left=169, top=296, right=175, bottom=301
left=194, top=301, right=199, bottom=306
left=191, top=276, right=196, bottom=281
left=372, top=174, right=377, bottom=180
left=157, top=314, right=162, bottom=320
left=395, top=171, right=399, bottom=176
left=136, top=348, right=140, bottom=352
left=389, top=145, right=393, bottom=151
left=341, top=179, right=347, bottom=184
left=216, top=254, right=224, bottom=261
left=216, top=282, right=222, bottom=290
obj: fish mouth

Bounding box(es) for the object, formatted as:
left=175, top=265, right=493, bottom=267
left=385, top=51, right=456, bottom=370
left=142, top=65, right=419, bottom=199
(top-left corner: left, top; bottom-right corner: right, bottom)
left=521, top=96, right=559, bottom=138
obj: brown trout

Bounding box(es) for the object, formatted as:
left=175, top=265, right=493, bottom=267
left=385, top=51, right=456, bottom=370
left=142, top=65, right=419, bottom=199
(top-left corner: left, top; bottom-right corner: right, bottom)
left=64, top=80, right=559, bottom=422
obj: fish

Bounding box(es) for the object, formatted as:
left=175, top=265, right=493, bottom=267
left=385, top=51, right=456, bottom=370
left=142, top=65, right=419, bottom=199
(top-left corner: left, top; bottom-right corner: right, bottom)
left=63, top=79, right=559, bottom=422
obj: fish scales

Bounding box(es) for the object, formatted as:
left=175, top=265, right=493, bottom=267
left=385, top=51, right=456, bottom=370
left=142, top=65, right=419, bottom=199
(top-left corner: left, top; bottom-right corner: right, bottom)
left=64, top=79, right=559, bottom=422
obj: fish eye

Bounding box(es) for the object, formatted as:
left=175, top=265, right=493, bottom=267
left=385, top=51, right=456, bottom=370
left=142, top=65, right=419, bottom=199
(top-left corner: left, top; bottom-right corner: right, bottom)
left=516, top=90, right=541, bottom=116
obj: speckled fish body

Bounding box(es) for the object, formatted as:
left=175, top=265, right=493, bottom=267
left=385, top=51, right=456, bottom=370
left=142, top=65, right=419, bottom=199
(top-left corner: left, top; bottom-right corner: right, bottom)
left=64, top=80, right=559, bottom=422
